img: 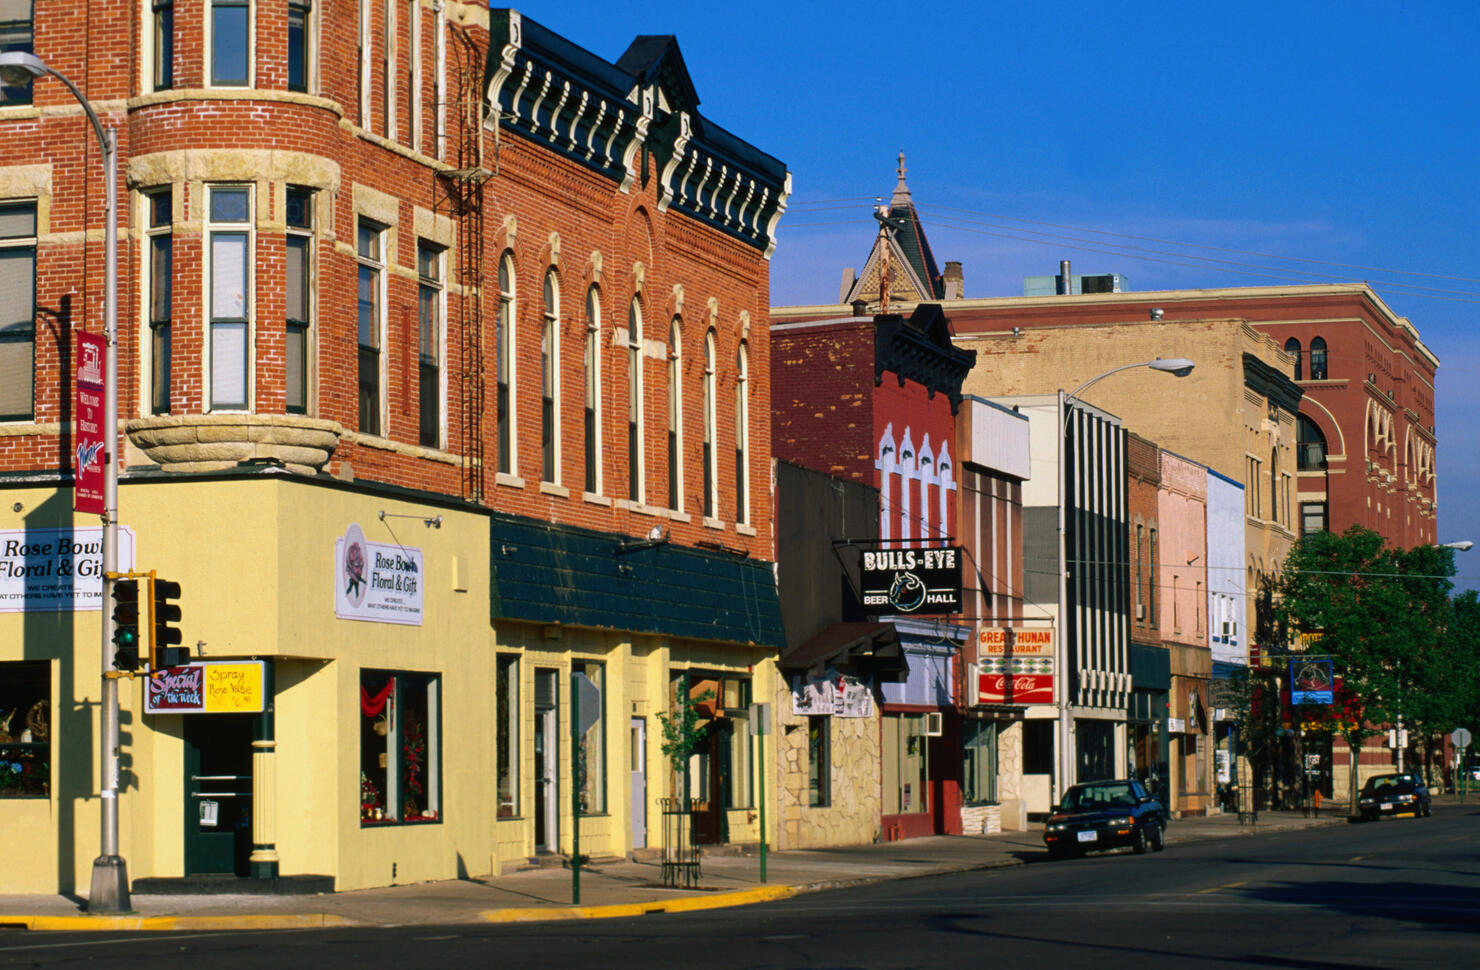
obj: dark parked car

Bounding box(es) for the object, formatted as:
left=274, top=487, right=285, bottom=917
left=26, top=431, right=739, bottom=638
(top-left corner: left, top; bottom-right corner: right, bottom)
left=1357, top=772, right=1431, bottom=820
left=1043, top=779, right=1168, bottom=858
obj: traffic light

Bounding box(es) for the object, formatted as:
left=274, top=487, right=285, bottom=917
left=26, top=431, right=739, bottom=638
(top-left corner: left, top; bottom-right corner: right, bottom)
left=110, top=578, right=142, bottom=670
left=150, top=576, right=187, bottom=669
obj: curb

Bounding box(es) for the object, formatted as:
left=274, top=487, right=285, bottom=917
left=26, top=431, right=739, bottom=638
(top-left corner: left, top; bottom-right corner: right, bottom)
left=0, top=913, right=355, bottom=932
left=480, top=884, right=798, bottom=923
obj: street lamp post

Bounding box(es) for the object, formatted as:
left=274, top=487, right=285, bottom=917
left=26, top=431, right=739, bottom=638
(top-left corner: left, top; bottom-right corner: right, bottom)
left=1055, top=358, right=1195, bottom=806
left=0, top=51, right=127, bottom=912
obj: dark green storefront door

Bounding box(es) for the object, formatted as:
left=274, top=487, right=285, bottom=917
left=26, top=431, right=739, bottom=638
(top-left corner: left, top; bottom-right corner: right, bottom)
left=184, top=714, right=255, bottom=876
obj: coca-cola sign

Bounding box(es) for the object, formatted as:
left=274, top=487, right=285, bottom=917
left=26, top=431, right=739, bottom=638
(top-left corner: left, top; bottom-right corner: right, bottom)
left=976, top=672, right=1054, bottom=706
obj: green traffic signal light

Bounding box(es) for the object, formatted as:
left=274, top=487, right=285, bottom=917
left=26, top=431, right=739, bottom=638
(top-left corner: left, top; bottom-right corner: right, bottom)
left=111, top=578, right=141, bottom=670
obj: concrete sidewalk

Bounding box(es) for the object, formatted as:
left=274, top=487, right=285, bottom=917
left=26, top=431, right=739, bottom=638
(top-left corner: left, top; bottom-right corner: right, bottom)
left=0, top=803, right=1371, bottom=931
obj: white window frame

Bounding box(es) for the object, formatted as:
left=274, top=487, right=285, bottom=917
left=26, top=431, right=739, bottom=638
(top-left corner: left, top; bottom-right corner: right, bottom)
left=407, top=0, right=421, bottom=148
left=735, top=339, right=750, bottom=525
left=142, top=187, right=173, bottom=415
left=667, top=318, right=682, bottom=512
left=356, top=217, right=387, bottom=436
left=205, top=184, right=253, bottom=411
left=583, top=285, right=602, bottom=496
left=206, top=0, right=252, bottom=88
left=702, top=329, right=717, bottom=520
left=284, top=186, right=314, bottom=415
left=416, top=239, right=445, bottom=448
left=382, top=0, right=396, bottom=138
left=627, top=296, right=644, bottom=504
left=0, top=199, right=37, bottom=423
left=496, top=252, right=516, bottom=475
left=287, top=0, right=313, bottom=94
left=540, top=268, right=560, bottom=484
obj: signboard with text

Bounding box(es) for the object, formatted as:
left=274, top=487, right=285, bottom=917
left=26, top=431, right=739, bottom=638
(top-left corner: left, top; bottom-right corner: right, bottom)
left=1290, top=657, right=1334, bottom=705
left=973, top=626, right=1054, bottom=705
left=0, top=527, right=136, bottom=613
left=859, top=546, right=962, bottom=615
left=73, top=331, right=107, bottom=515
left=145, top=661, right=266, bottom=714
left=334, top=523, right=424, bottom=625
left=974, top=668, right=1054, bottom=705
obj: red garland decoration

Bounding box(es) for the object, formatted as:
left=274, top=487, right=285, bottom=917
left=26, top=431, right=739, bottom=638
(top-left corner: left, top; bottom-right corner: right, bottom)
left=360, top=677, right=396, bottom=717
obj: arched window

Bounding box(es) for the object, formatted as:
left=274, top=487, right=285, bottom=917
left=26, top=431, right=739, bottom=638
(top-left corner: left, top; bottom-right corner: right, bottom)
left=668, top=318, right=682, bottom=511
left=1297, top=415, right=1327, bottom=470
left=540, top=269, right=559, bottom=483
left=1284, top=337, right=1302, bottom=381
left=1309, top=337, right=1328, bottom=380
left=583, top=286, right=601, bottom=494
left=496, top=253, right=515, bottom=474
left=1270, top=447, right=1279, bottom=524
left=627, top=296, right=643, bottom=503
left=703, top=329, right=717, bottom=519
left=735, top=340, right=750, bottom=525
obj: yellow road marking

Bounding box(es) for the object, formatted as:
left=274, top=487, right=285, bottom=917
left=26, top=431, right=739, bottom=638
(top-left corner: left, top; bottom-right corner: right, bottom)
left=1198, top=880, right=1246, bottom=894
left=1349, top=855, right=1365, bottom=862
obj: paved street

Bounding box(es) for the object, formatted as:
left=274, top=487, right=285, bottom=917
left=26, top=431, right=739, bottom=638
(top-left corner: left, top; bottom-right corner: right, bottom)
left=1, top=801, right=1473, bottom=968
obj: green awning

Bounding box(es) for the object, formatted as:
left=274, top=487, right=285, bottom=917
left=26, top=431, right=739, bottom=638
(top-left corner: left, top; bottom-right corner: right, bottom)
left=489, top=512, right=784, bottom=648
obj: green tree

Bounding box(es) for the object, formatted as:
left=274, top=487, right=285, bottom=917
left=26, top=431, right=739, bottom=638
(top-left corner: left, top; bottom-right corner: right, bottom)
left=1276, top=527, right=1456, bottom=814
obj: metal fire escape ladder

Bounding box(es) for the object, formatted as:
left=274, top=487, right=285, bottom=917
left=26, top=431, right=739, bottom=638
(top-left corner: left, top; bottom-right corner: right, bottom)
left=436, top=25, right=493, bottom=504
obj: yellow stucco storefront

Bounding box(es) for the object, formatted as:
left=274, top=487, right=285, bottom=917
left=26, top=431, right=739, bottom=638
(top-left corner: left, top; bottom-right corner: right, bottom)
left=0, top=472, right=781, bottom=893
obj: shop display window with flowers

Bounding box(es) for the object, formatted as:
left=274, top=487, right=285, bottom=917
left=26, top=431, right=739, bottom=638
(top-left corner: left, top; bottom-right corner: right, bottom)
left=360, top=669, right=441, bottom=824
left=0, top=662, right=50, bottom=798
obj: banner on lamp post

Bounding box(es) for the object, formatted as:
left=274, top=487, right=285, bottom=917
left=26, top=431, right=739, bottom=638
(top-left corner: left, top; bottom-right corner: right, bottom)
left=73, top=331, right=107, bottom=516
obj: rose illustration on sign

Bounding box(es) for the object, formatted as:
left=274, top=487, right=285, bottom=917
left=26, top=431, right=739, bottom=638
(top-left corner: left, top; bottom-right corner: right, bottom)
left=342, top=523, right=368, bottom=607
left=888, top=571, right=927, bottom=612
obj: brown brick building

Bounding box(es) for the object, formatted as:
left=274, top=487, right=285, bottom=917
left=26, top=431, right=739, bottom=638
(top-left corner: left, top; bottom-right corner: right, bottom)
left=1, top=4, right=791, bottom=892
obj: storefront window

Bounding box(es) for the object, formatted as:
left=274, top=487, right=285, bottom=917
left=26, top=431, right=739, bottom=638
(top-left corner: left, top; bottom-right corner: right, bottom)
left=0, top=661, right=48, bottom=797
left=360, top=670, right=440, bottom=824
left=962, top=719, right=997, bottom=804
left=496, top=654, right=518, bottom=817
left=882, top=713, right=928, bottom=815
left=577, top=660, right=605, bottom=814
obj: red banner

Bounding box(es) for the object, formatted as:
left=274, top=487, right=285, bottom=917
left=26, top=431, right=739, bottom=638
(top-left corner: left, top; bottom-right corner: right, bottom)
left=73, top=331, right=107, bottom=515
left=976, top=672, right=1054, bottom=705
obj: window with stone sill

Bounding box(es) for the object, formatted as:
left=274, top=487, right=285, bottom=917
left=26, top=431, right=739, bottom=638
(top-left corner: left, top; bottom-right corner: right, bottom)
left=0, top=199, right=36, bottom=422
left=146, top=187, right=173, bottom=414
left=209, top=0, right=250, bottom=87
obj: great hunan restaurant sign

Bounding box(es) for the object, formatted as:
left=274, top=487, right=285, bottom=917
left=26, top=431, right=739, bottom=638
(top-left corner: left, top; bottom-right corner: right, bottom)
left=973, top=626, right=1055, bottom=705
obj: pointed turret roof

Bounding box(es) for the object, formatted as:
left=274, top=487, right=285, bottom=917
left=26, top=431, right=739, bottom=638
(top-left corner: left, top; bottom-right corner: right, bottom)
left=844, top=152, right=944, bottom=306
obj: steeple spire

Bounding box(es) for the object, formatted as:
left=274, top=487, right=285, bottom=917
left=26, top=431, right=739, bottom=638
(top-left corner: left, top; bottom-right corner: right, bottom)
left=891, top=150, right=912, bottom=206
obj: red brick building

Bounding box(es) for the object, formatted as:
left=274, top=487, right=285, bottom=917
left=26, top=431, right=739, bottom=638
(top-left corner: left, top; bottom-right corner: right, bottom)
left=1, top=3, right=791, bottom=892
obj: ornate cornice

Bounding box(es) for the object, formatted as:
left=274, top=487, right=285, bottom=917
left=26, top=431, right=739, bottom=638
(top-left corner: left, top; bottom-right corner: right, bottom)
left=485, top=10, right=790, bottom=258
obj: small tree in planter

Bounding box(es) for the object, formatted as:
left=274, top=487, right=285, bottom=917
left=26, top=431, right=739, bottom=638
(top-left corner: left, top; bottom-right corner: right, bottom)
left=654, top=675, right=712, bottom=887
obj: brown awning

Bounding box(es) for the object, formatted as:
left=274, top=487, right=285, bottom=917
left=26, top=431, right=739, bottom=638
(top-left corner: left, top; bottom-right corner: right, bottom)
left=780, top=621, right=905, bottom=676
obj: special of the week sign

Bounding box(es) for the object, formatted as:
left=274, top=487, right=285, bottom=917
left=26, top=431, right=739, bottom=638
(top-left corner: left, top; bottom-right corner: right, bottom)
left=334, top=523, right=423, bottom=625
left=975, top=669, right=1054, bottom=706
left=859, top=546, right=962, bottom=615
left=145, top=661, right=266, bottom=714
left=0, top=527, right=136, bottom=613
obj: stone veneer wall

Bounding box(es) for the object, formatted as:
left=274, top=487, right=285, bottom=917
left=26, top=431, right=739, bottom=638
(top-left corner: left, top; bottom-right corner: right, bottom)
left=774, top=684, right=881, bottom=849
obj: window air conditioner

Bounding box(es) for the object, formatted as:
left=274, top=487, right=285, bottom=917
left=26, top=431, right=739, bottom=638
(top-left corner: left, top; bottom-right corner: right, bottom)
left=1135, top=603, right=1145, bottom=620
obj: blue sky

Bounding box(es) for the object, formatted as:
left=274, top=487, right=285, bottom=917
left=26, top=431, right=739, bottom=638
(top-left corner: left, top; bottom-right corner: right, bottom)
left=525, top=2, right=1480, bottom=587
